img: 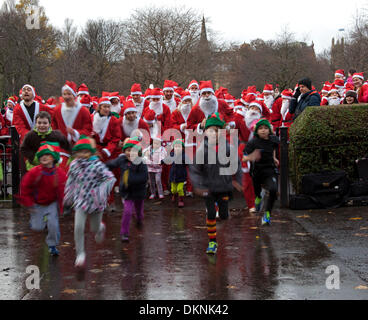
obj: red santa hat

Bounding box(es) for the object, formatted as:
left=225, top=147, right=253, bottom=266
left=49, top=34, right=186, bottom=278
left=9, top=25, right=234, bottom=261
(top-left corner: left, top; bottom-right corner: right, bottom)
left=77, top=83, right=89, bottom=96
left=249, top=101, right=263, bottom=113
left=131, top=83, right=143, bottom=95
left=150, top=88, right=163, bottom=99
left=328, top=84, right=338, bottom=95
left=353, top=72, right=364, bottom=80
left=263, top=84, right=274, bottom=94
left=98, top=97, right=111, bottom=106
left=22, top=84, right=36, bottom=98
left=247, top=86, right=257, bottom=96
left=199, top=80, right=215, bottom=95
left=122, top=100, right=138, bottom=115
left=256, top=93, right=264, bottom=101
left=188, top=80, right=199, bottom=90
left=62, top=81, right=77, bottom=97
left=172, top=81, right=179, bottom=89
left=181, top=91, right=192, bottom=102
left=224, top=93, right=235, bottom=104
left=175, top=87, right=185, bottom=98
left=144, top=88, right=152, bottom=99
left=281, top=90, right=293, bottom=100
left=244, top=94, right=256, bottom=105
left=91, top=97, right=99, bottom=110
left=322, top=85, right=330, bottom=94
left=143, top=109, right=156, bottom=124
left=334, top=79, right=345, bottom=88
left=7, top=96, right=19, bottom=106
left=163, top=80, right=175, bottom=92
left=109, top=92, right=120, bottom=101
left=80, top=95, right=91, bottom=107
left=344, top=83, right=357, bottom=96
left=335, top=69, right=345, bottom=79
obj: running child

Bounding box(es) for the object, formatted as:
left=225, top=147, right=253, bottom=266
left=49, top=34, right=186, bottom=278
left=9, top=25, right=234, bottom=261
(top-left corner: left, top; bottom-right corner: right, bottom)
left=64, top=136, right=116, bottom=268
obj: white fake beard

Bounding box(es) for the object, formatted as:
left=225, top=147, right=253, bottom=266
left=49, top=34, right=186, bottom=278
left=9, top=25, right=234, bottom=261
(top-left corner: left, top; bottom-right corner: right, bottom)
left=180, top=102, right=192, bottom=120
left=164, top=96, right=176, bottom=112
left=150, top=121, right=160, bottom=139
left=235, top=107, right=246, bottom=117
left=190, top=90, right=200, bottom=104
left=280, top=100, right=290, bottom=119
left=199, top=95, right=218, bottom=118
left=123, top=117, right=139, bottom=137
left=245, top=110, right=261, bottom=128
left=328, top=97, right=341, bottom=106
left=134, top=100, right=145, bottom=117
left=111, top=103, right=121, bottom=114
left=93, top=112, right=108, bottom=136
left=264, top=96, right=274, bottom=110
left=338, top=89, right=345, bottom=97
left=149, top=101, right=163, bottom=115
left=6, top=109, right=13, bottom=123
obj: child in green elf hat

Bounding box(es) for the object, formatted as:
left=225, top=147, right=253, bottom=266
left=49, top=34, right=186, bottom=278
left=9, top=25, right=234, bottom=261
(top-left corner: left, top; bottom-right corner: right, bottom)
left=18, top=142, right=67, bottom=256
left=64, top=136, right=116, bottom=269
left=243, top=118, right=280, bottom=226
left=190, top=112, right=260, bottom=254
left=106, top=137, right=148, bottom=243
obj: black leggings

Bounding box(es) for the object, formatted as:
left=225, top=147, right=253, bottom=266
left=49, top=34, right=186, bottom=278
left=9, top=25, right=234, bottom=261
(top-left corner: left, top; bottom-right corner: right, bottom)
left=205, top=192, right=231, bottom=220
left=253, top=169, right=278, bottom=213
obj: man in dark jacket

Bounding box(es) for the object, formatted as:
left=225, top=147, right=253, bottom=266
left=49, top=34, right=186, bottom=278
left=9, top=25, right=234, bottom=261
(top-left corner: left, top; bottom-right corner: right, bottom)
left=289, top=78, right=321, bottom=120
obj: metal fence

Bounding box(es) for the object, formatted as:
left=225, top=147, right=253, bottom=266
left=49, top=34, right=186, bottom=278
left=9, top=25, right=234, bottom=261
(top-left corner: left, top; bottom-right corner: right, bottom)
left=0, top=126, right=20, bottom=208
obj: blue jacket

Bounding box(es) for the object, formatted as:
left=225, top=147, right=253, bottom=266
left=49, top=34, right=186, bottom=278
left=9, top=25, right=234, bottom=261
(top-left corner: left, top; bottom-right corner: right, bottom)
left=289, top=90, right=321, bottom=119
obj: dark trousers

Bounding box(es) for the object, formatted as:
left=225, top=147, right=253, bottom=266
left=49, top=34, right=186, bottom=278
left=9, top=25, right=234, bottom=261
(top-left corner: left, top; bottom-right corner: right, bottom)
left=252, top=168, right=278, bottom=213
left=204, top=192, right=230, bottom=220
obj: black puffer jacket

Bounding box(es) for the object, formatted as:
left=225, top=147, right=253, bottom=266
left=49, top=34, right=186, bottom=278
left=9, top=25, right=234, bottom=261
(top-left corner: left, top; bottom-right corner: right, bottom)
left=106, top=154, right=148, bottom=200
left=189, top=139, right=242, bottom=194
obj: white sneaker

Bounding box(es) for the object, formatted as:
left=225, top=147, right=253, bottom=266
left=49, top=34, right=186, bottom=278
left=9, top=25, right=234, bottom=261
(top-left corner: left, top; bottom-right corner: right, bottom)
left=114, top=186, right=119, bottom=194
left=186, top=191, right=194, bottom=197
left=249, top=207, right=256, bottom=213
left=75, top=252, right=86, bottom=268
left=163, top=190, right=170, bottom=196
left=149, top=194, right=155, bottom=200
left=95, top=222, right=106, bottom=244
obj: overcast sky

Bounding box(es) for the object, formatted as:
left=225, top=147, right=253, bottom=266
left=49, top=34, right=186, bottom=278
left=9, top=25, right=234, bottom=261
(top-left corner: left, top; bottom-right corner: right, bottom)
left=37, top=0, right=366, bottom=54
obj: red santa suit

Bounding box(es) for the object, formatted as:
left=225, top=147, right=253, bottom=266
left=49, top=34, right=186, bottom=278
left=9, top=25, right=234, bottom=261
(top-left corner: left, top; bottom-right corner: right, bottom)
left=13, top=100, right=53, bottom=142
left=51, top=102, right=92, bottom=144
left=162, top=80, right=181, bottom=113
left=91, top=112, right=121, bottom=161
left=186, top=86, right=234, bottom=132
left=352, top=73, right=368, bottom=103
left=142, top=88, right=172, bottom=134
left=270, top=97, right=282, bottom=129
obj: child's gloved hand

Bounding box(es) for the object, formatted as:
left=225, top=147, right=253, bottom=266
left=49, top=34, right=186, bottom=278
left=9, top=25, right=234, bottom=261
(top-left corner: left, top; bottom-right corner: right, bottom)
left=123, top=169, right=129, bottom=188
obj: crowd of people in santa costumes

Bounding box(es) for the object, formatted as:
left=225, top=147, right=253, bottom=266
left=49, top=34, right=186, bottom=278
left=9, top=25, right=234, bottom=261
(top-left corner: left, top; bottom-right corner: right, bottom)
left=2, top=67, right=367, bottom=260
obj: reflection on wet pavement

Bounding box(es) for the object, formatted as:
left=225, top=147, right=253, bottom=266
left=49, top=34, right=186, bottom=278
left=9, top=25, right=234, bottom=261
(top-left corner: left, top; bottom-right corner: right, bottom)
left=0, top=195, right=367, bottom=300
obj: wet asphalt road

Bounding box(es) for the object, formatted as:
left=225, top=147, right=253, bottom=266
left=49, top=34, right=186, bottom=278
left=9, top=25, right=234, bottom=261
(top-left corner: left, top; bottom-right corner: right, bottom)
left=1, top=193, right=368, bottom=300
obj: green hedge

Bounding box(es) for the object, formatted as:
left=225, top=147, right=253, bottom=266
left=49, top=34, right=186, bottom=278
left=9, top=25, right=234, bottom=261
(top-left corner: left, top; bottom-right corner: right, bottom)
left=289, top=104, right=368, bottom=193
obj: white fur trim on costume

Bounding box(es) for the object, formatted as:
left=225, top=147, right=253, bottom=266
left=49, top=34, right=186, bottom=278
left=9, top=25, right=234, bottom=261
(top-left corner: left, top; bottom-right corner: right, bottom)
left=353, top=75, right=364, bottom=80
left=180, top=123, right=186, bottom=133
left=200, top=88, right=215, bottom=95
left=102, top=148, right=111, bottom=158
left=131, top=91, right=142, bottom=95
left=263, top=90, right=273, bottom=93
left=151, top=95, right=163, bottom=99
left=124, top=107, right=138, bottom=114
left=281, top=95, right=292, bottom=100
left=163, top=87, right=174, bottom=92
left=78, top=91, right=89, bottom=95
